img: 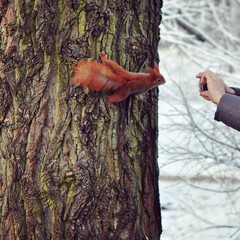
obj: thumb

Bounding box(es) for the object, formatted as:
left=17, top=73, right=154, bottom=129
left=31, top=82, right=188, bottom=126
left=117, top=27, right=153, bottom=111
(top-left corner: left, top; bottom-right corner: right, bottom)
left=200, top=91, right=211, bottom=101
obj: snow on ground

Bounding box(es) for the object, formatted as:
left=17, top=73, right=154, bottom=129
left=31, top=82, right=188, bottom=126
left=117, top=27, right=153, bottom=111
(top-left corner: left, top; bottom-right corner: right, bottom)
left=160, top=178, right=240, bottom=240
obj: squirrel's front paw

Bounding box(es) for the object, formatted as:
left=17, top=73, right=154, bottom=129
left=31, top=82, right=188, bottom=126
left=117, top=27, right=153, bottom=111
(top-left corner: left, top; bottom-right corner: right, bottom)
left=100, top=51, right=108, bottom=61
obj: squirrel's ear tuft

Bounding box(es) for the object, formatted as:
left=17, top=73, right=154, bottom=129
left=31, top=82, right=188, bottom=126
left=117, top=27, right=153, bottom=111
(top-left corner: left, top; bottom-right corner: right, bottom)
left=154, top=62, right=159, bottom=71
left=148, top=67, right=154, bottom=75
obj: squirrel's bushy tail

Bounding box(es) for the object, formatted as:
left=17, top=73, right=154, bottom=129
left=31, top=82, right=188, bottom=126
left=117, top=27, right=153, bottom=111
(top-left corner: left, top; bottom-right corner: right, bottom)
left=71, top=60, right=120, bottom=91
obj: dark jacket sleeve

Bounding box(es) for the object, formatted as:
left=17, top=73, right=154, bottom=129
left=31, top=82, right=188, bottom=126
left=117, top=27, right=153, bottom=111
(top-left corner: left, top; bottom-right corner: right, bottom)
left=231, top=87, right=240, bottom=96
left=214, top=90, right=240, bottom=131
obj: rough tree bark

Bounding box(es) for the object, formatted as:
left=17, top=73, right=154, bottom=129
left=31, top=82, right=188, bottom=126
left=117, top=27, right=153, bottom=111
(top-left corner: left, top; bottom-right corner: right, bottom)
left=0, top=0, right=162, bottom=239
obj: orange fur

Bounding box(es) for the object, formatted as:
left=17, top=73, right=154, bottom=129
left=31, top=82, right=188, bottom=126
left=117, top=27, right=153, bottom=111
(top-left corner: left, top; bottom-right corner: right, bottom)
left=71, top=52, right=165, bottom=106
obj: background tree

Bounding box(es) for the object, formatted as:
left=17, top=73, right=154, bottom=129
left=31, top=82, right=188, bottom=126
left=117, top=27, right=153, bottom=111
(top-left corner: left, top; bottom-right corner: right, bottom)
left=0, top=0, right=163, bottom=239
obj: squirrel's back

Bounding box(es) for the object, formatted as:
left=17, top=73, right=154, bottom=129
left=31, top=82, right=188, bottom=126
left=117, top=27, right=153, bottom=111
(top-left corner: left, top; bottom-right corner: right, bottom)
left=71, top=60, right=122, bottom=91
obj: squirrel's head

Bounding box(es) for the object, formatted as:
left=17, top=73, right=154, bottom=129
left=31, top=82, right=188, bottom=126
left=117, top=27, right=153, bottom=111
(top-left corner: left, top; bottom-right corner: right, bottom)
left=148, top=62, right=166, bottom=87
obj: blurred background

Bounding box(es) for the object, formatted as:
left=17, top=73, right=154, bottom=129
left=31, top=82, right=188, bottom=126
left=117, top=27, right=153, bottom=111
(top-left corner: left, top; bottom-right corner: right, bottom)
left=158, top=0, right=240, bottom=239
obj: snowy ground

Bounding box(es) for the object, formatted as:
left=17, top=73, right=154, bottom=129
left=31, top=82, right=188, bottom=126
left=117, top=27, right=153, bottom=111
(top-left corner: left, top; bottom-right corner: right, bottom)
left=158, top=1, right=240, bottom=239
left=160, top=178, right=240, bottom=240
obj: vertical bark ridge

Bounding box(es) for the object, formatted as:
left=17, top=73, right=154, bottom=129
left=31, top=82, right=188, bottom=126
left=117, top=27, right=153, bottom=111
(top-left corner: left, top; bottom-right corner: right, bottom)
left=0, top=0, right=162, bottom=239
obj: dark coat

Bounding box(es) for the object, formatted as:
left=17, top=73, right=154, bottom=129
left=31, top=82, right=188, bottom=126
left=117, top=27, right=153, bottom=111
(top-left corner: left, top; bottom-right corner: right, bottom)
left=214, top=88, right=240, bottom=131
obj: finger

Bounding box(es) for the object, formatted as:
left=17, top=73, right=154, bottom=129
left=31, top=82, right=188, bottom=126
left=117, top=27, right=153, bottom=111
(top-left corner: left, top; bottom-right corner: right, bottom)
left=203, top=96, right=210, bottom=101
left=200, top=95, right=210, bottom=101
left=196, top=72, right=203, bottom=78
left=200, top=91, right=211, bottom=101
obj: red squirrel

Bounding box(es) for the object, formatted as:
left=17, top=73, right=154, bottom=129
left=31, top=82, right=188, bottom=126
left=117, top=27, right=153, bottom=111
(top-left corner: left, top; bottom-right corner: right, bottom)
left=71, top=52, right=165, bottom=106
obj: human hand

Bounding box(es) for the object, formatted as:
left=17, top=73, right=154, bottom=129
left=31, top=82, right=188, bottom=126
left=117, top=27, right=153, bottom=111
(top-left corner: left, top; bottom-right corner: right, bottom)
left=196, top=70, right=235, bottom=104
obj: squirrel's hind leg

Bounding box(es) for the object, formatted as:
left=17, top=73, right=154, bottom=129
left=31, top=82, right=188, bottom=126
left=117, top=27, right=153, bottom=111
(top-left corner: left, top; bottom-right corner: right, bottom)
left=108, top=90, right=130, bottom=107
left=100, top=52, right=127, bottom=76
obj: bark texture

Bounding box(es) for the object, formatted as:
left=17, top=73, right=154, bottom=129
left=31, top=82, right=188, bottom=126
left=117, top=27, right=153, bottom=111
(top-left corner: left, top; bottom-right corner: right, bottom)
left=0, top=0, right=162, bottom=239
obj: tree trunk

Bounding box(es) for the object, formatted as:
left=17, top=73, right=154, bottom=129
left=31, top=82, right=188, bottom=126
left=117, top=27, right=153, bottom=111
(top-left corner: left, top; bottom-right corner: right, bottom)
left=0, top=0, right=162, bottom=239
